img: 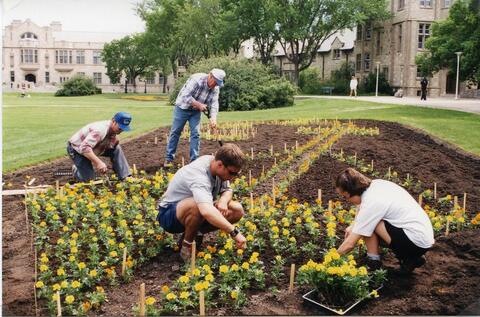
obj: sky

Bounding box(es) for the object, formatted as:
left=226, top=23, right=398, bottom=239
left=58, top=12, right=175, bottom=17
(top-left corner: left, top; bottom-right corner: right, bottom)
left=2, top=0, right=145, bottom=33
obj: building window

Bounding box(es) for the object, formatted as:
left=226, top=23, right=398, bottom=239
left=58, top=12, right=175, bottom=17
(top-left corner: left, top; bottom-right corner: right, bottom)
left=10, top=71, right=15, bottom=82
left=418, top=23, right=431, bottom=49
left=420, top=0, right=432, bottom=7
left=443, top=0, right=451, bottom=7
left=365, top=22, right=372, bottom=40
left=397, top=24, right=403, bottom=52
left=416, top=67, right=422, bottom=78
left=77, top=72, right=85, bottom=76
left=10, top=54, right=14, bottom=67
left=364, top=53, right=371, bottom=71
left=55, top=50, right=72, bottom=64
left=20, top=32, right=38, bottom=40
left=382, top=67, right=389, bottom=79
left=356, top=24, right=363, bottom=41
left=356, top=54, right=362, bottom=71
left=20, top=49, right=38, bottom=63
left=333, top=49, right=341, bottom=59
left=398, top=0, right=405, bottom=10
left=45, top=72, right=50, bottom=83
left=376, top=31, right=382, bottom=55
left=60, top=76, right=70, bottom=83
left=76, top=50, right=85, bottom=64
left=93, top=51, right=102, bottom=64
left=159, top=73, right=165, bottom=85
left=93, top=72, right=102, bottom=84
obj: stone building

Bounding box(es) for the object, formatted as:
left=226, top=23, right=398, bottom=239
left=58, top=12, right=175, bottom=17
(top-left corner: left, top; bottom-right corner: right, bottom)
left=2, top=19, right=175, bottom=93
left=354, top=0, right=460, bottom=97
left=272, top=30, right=355, bottom=82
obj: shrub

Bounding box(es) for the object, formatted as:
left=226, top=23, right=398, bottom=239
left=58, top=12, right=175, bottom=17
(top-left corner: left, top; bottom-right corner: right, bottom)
left=55, top=75, right=102, bottom=97
left=299, top=68, right=323, bottom=94
left=358, top=72, right=394, bottom=95
left=169, top=56, right=295, bottom=111
left=330, top=62, right=355, bottom=95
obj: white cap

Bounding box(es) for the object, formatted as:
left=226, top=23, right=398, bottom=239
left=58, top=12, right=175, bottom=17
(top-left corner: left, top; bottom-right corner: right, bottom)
left=211, top=68, right=226, bottom=87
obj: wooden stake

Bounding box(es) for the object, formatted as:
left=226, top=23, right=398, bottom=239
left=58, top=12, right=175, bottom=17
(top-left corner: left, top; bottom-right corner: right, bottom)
left=133, top=164, right=137, bottom=175
left=199, top=290, right=205, bottom=316
left=250, top=193, right=254, bottom=210
left=56, top=291, right=62, bottom=317
left=55, top=180, right=59, bottom=194
left=288, top=264, right=296, bottom=293
left=250, top=147, right=254, bottom=160
left=182, top=157, right=185, bottom=167
left=388, top=167, right=391, bottom=179
left=34, top=284, right=38, bottom=317
left=261, top=165, right=265, bottom=177
left=328, top=200, right=333, bottom=212
left=445, top=218, right=450, bottom=236
left=295, top=140, right=298, bottom=150
left=191, top=241, right=196, bottom=272
left=248, top=170, right=252, bottom=187
left=34, top=247, right=38, bottom=316
left=371, top=160, right=374, bottom=172
left=28, top=178, right=36, bottom=186
left=463, top=192, right=467, bottom=211
left=418, top=194, right=423, bottom=207
left=340, top=148, right=343, bottom=159
left=270, top=145, right=273, bottom=156
left=121, top=247, right=127, bottom=276
left=454, top=196, right=458, bottom=208
left=139, top=283, right=145, bottom=317
left=284, top=142, right=287, bottom=152
left=274, top=156, right=277, bottom=166
left=434, top=182, right=437, bottom=200
left=318, top=189, right=322, bottom=205
left=407, top=173, right=410, bottom=181
left=272, top=178, right=276, bottom=206
left=353, top=152, right=357, bottom=166
left=24, top=187, right=29, bottom=234
left=154, top=136, right=158, bottom=145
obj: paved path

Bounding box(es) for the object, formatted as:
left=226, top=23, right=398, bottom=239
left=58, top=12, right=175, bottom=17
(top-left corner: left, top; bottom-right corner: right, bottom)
left=296, top=95, right=480, bottom=114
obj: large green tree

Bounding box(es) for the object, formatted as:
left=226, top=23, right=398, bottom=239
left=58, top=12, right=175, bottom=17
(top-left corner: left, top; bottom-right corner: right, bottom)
left=416, top=0, right=480, bottom=83
left=274, top=0, right=390, bottom=84
left=102, top=33, right=155, bottom=92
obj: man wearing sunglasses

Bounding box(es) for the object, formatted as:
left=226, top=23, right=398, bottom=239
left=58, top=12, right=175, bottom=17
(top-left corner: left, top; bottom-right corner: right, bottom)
left=157, top=143, right=247, bottom=261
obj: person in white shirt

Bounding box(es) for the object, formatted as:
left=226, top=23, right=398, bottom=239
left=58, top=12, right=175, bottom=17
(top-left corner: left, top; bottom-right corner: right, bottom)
left=349, top=76, right=358, bottom=97
left=335, top=168, right=434, bottom=273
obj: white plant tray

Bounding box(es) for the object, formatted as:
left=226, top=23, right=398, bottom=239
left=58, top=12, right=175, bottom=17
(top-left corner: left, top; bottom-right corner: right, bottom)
left=302, top=285, right=383, bottom=315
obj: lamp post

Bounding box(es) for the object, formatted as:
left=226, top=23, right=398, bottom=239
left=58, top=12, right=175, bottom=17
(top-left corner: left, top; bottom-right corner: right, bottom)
left=375, top=61, right=381, bottom=97
left=455, top=51, right=462, bottom=100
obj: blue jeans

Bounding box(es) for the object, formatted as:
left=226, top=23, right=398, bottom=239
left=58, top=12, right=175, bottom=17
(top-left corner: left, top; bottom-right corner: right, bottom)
left=165, top=106, right=201, bottom=162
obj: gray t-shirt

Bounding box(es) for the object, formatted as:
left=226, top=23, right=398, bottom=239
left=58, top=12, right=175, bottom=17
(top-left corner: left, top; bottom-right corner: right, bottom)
left=159, top=155, right=231, bottom=207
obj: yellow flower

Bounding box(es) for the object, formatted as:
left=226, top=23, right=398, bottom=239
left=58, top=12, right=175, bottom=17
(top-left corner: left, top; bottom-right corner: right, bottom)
left=82, top=301, right=92, bottom=312
left=61, top=280, right=69, bottom=288
left=77, top=262, right=86, bottom=270
left=178, top=275, right=190, bottom=283
left=166, top=293, right=177, bottom=300
left=370, top=290, right=379, bottom=298
left=230, top=290, right=238, bottom=299
left=194, top=282, right=204, bottom=291
left=40, top=264, right=48, bottom=272
left=65, top=295, right=75, bottom=304
left=237, top=249, right=244, bottom=255
left=52, top=283, right=61, bottom=291
left=39, top=221, right=47, bottom=227
left=110, top=251, right=118, bottom=257
left=35, top=281, right=44, bottom=288
left=231, top=264, right=239, bottom=271
left=40, top=256, right=49, bottom=263
left=204, top=253, right=212, bottom=260
left=205, top=274, right=214, bottom=282
left=219, top=265, right=229, bottom=273
left=57, top=268, right=65, bottom=276
left=89, top=270, right=97, bottom=278
left=161, top=285, right=170, bottom=293
left=52, top=293, right=59, bottom=301
left=71, top=246, right=78, bottom=254
left=218, top=249, right=226, bottom=255
left=96, top=286, right=105, bottom=293
left=72, top=280, right=81, bottom=288
left=192, top=268, right=201, bottom=276
left=241, top=262, right=250, bottom=270
left=145, top=297, right=156, bottom=305
left=180, top=291, right=190, bottom=299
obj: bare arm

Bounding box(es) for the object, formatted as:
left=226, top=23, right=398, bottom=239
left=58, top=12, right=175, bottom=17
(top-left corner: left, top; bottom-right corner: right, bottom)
left=83, top=151, right=107, bottom=173
left=337, top=225, right=362, bottom=255
left=215, top=190, right=233, bottom=216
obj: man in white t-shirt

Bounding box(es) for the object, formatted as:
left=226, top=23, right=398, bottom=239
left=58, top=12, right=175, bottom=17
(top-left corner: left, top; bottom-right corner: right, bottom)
left=335, top=168, right=434, bottom=273
left=350, top=76, right=358, bottom=97
left=157, top=143, right=247, bottom=261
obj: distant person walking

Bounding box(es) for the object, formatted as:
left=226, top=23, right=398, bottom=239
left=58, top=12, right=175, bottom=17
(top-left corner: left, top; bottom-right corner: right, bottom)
left=420, top=77, right=428, bottom=101
left=164, top=68, right=226, bottom=167
left=350, top=76, right=358, bottom=97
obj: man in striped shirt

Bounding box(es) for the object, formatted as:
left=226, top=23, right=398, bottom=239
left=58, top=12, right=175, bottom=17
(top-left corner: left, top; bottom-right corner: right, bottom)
left=164, top=68, right=225, bottom=167
left=67, top=112, right=132, bottom=182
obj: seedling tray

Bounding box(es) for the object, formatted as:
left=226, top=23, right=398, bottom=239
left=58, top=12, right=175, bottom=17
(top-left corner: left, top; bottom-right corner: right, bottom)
left=302, top=285, right=383, bottom=315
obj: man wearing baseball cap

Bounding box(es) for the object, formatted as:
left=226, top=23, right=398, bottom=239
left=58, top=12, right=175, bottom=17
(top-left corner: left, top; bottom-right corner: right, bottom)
left=67, top=112, right=132, bottom=182
left=164, top=68, right=226, bottom=167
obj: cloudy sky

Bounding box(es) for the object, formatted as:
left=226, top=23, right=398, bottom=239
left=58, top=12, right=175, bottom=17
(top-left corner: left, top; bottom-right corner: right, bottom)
left=2, top=0, right=145, bottom=33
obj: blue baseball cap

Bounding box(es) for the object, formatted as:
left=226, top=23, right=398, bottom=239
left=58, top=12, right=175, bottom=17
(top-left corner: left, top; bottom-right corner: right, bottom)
left=113, top=112, right=132, bottom=131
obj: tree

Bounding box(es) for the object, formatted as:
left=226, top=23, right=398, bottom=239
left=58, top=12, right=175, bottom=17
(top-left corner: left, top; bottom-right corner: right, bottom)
left=102, top=33, right=155, bottom=93
left=416, top=0, right=480, bottom=83
left=274, top=0, right=390, bottom=85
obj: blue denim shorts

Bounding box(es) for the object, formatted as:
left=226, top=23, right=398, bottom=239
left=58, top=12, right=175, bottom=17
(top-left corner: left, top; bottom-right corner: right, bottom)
left=157, top=202, right=185, bottom=233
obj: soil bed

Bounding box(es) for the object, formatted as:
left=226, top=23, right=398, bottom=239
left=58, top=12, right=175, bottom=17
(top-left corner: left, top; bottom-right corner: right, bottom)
left=3, top=120, right=480, bottom=316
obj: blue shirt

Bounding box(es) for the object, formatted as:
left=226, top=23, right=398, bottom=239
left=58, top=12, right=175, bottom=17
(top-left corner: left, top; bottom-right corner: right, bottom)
left=175, top=73, right=220, bottom=119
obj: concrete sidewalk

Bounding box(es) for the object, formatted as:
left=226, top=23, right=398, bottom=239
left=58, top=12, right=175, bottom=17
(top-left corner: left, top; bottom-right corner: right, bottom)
left=296, top=95, right=480, bottom=114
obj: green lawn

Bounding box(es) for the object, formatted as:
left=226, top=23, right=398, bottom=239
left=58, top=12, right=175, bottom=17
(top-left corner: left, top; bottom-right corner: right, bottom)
left=3, top=93, right=480, bottom=172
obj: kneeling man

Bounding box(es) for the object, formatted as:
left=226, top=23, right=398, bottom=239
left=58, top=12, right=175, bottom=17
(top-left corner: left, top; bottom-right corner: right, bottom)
left=336, top=168, right=434, bottom=273
left=157, top=143, right=247, bottom=260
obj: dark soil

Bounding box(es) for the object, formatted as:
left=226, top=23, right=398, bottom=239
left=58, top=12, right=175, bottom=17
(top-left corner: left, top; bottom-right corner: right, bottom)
left=3, top=120, right=480, bottom=316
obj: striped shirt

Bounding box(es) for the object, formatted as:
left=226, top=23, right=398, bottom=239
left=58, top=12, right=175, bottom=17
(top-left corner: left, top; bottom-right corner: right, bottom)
left=175, top=73, right=220, bottom=119
left=69, top=120, right=118, bottom=155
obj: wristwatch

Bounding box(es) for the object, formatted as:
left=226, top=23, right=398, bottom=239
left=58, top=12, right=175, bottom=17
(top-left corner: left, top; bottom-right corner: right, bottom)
left=229, top=228, right=240, bottom=238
